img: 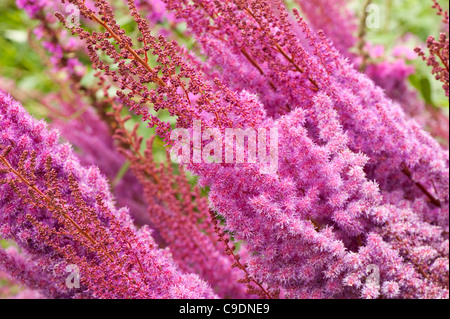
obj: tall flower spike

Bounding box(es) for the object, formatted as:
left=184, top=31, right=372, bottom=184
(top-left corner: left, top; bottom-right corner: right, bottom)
left=59, top=0, right=448, bottom=292
left=19, top=0, right=448, bottom=298
left=17, top=0, right=155, bottom=229
left=0, top=246, right=55, bottom=298
left=295, top=0, right=448, bottom=142
left=41, top=91, right=153, bottom=229
left=415, top=0, right=449, bottom=97
left=160, top=0, right=448, bottom=212
left=188, top=99, right=448, bottom=298
left=110, top=104, right=251, bottom=298
left=15, top=0, right=253, bottom=297
left=0, top=90, right=217, bottom=299
left=293, top=0, right=357, bottom=57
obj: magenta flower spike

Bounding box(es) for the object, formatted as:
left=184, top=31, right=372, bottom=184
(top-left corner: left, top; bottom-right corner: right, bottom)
left=2, top=0, right=448, bottom=300
left=0, top=90, right=218, bottom=299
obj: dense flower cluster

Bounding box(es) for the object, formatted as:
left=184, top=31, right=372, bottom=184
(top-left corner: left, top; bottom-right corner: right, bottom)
left=0, top=0, right=448, bottom=299
left=0, top=90, right=217, bottom=299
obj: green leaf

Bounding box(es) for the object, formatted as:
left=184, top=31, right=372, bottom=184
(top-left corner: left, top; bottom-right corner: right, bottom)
left=420, top=77, right=434, bottom=106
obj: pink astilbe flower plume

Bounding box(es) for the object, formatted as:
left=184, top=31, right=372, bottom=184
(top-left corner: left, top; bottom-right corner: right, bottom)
left=193, top=104, right=448, bottom=298
left=415, top=0, right=449, bottom=97
left=292, top=0, right=357, bottom=57
left=0, top=90, right=217, bottom=299
left=159, top=0, right=448, bottom=208
left=110, top=104, right=251, bottom=298
left=295, top=0, right=449, bottom=142
left=6, top=0, right=449, bottom=299
left=13, top=0, right=154, bottom=229
left=0, top=246, right=54, bottom=298
left=45, top=0, right=449, bottom=298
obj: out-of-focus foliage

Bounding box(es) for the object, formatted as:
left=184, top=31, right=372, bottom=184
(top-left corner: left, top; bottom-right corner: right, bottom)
left=362, top=0, right=449, bottom=111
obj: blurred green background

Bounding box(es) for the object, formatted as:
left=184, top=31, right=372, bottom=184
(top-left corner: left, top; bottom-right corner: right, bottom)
left=360, top=0, right=449, bottom=110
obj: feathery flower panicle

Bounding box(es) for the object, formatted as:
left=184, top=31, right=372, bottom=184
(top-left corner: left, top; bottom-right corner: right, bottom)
left=15, top=0, right=251, bottom=297
left=295, top=0, right=448, bottom=141
left=169, top=0, right=447, bottom=144
left=110, top=104, right=251, bottom=298
left=415, top=0, right=449, bottom=97
left=8, top=0, right=449, bottom=299
left=54, top=0, right=267, bottom=143
left=0, top=90, right=217, bottom=299
left=47, top=0, right=449, bottom=298
left=15, top=0, right=157, bottom=228
left=293, top=0, right=357, bottom=57
left=192, top=96, right=448, bottom=298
